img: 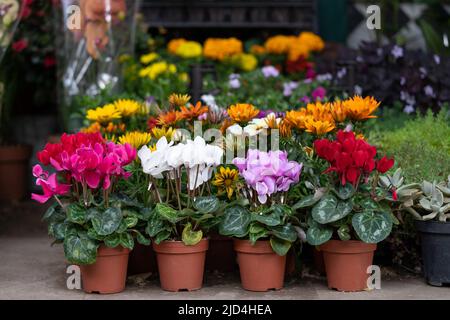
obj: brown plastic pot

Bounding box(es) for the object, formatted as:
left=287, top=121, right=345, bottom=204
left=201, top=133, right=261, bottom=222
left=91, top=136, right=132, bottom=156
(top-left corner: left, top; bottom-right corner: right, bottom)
left=319, top=240, right=377, bottom=292
left=80, top=245, right=130, bottom=294
left=206, top=233, right=237, bottom=272
left=153, top=239, right=209, bottom=292
left=0, top=145, right=32, bottom=202
left=234, top=239, right=286, bottom=292
left=127, top=243, right=158, bottom=276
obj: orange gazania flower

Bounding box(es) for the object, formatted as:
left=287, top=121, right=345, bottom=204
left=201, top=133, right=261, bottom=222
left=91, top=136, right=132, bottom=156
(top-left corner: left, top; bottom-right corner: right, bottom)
left=180, top=102, right=209, bottom=121
left=330, top=101, right=347, bottom=123
left=220, top=118, right=234, bottom=134
left=227, top=103, right=260, bottom=124
left=81, top=122, right=101, bottom=134
left=343, top=96, right=380, bottom=121
left=157, top=110, right=182, bottom=126
left=279, top=120, right=292, bottom=138
left=304, top=117, right=335, bottom=136
left=285, top=109, right=308, bottom=130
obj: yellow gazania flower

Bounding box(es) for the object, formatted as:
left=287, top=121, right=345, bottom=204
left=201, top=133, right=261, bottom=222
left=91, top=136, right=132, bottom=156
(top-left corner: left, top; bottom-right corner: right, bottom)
left=298, top=32, right=325, bottom=52
left=203, top=38, right=243, bottom=61
left=157, top=110, right=182, bottom=127
left=175, top=41, right=203, bottom=59
left=227, top=103, right=260, bottom=124
left=86, top=104, right=122, bottom=124
left=343, top=96, right=380, bottom=121
left=213, top=167, right=240, bottom=199
left=148, top=144, right=157, bottom=152
left=151, top=127, right=175, bottom=141
left=304, top=117, right=335, bottom=136
left=167, top=38, right=187, bottom=55
left=140, top=52, right=159, bottom=64
left=114, top=99, right=141, bottom=117
left=180, top=102, right=209, bottom=121
left=169, top=93, right=191, bottom=108
left=285, top=109, right=308, bottom=130
left=330, top=101, right=347, bottom=123
left=118, top=131, right=152, bottom=149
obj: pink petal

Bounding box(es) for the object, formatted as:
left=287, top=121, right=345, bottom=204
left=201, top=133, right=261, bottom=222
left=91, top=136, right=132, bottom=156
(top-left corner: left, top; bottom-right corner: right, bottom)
left=84, top=171, right=100, bottom=189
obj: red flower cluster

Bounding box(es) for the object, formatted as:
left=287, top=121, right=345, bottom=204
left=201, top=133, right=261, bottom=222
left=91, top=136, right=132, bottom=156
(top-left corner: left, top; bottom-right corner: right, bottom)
left=286, top=56, right=315, bottom=78
left=314, top=130, right=394, bottom=185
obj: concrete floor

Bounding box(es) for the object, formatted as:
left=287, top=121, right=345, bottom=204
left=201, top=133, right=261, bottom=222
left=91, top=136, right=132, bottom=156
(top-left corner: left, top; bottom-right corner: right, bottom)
left=1, top=202, right=450, bottom=300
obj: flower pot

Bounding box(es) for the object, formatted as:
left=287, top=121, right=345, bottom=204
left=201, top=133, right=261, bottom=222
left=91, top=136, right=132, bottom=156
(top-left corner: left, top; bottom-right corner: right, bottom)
left=153, top=239, right=209, bottom=292
left=80, top=245, right=130, bottom=294
left=319, top=240, right=376, bottom=292
left=234, top=239, right=286, bottom=292
left=127, top=242, right=158, bottom=276
left=0, top=145, right=32, bottom=202
left=416, top=220, right=450, bottom=286
left=206, top=233, right=237, bottom=272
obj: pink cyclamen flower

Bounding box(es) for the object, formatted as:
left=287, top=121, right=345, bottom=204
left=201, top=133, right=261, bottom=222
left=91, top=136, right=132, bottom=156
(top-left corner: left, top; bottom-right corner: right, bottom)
left=31, top=165, right=70, bottom=203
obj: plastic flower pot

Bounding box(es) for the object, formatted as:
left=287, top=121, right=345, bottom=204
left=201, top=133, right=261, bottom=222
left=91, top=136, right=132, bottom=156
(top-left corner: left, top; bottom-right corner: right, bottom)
left=0, top=145, right=32, bottom=202
left=234, top=239, right=286, bottom=292
left=416, top=220, right=450, bottom=286
left=153, top=239, right=209, bottom=292
left=319, top=240, right=376, bottom=292
left=80, top=245, right=130, bottom=294
left=206, top=233, right=237, bottom=273
left=127, top=242, right=158, bottom=276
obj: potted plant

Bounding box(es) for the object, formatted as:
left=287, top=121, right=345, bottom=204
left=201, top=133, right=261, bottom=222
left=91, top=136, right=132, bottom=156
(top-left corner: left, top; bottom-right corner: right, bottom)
left=219, top=149, right=302, bottom=292
left=32, top=132, right=150, bottom=294
left=298, top=130, right=397, bottom=292
left=138, top=136, right=225, bottom=292
left=395, top=176, right=450, bottom=286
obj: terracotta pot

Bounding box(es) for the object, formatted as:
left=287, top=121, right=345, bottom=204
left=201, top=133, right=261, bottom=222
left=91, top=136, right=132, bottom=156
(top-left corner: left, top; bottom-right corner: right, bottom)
left=127, top=243, right=158, bottom=276
left=313, top=246, right=326, bottom=275
left=153, top=239, right=209, bottom=292
left=234, top=239, right=286, bottom=292
left=80, top=245, right=130, bottom=294
left=206, top=233, right=237, bottom=272
left=319, top=240, right=377, bottom=292
left=0, top=145, right=32, bottom=202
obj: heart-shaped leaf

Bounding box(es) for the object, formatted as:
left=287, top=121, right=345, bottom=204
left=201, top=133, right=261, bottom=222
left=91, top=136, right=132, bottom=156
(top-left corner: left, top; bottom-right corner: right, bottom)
left=270, top=237, right=291, bottom=256
left=193, top=196, right=220, bottom=213
left=306, top=224, right=333, bottom=246
left=219, top=206, right=251, bottom=238
left=91, top=207, right=122, bottom=236
left=352, top=211, right=393, bottom=244
left=67, top=203, right=87, bottom=225
left=63, top=232, right=99, bottom=265
left=156, top=203, right=182, bottom=223
left=182, top=223, right=203, bottom=246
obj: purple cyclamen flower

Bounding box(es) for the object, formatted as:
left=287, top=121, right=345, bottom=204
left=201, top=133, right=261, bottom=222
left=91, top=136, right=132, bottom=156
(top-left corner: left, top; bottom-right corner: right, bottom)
left=261, top=66, right=280, bottom=78
left=233, top=150, right=302, bottom=204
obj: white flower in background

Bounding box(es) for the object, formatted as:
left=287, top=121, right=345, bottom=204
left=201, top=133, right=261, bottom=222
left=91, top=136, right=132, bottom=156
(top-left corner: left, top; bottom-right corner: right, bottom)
left=354, top=85, right=363, bottom=95
left=201, top=94, right=218, bottom=111
left=283, top=81, right=298, bottom=97
left=337, top=68, right=347, bottom=79
left=229, top=78, right=241, bottom=89
left=400, top=77, right=406, bottom=86
left=391, top=45, right=404, bottom=59
left=138, top=137, right=173, bottom=179
left=404, top=105, right=415, bottom=114
left=424, top=85, right=435, bottom=98
left=261, top=66, right=279, bottom=78
left=434, top=55, right=441, bottom=65
left=316, top=73, right=333, bottom=82
left=227, top=124, right=243, bottom=136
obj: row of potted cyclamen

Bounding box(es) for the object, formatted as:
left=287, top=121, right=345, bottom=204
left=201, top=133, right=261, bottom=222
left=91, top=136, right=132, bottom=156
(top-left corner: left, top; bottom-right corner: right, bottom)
left=32, top=131, right=449, bottom=294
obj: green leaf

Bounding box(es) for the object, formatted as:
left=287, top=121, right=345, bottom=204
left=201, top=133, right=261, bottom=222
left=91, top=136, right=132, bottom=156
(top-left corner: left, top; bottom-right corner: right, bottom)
left=352, top=211, right=393, bottom=244
left=86, top=208, right=100, bottom=221
left=63, top=232, right=99, bottom=265
left=104, top=233, right=121, bottom=248
left=66, top=203, right=87, bottom=225
left=182, top=223, right=203, bottom=246
left=87, top=227, right=104, bottom=241
left=271, top=224, right=297, bottom=242
left=270, top=237, right=291, bottom=256
left=292, top=189, right=325, bottom=210
left=42, top=202, right=58, bottom=221
left=49, top=221, right=69, bottom=241
left=156, top=203, right=182, bottom=223
left=135, top=231, right=151, bottom=246
left=251, top=212, right=281, bottom=227
left=249, top=223, right=268, bottom=244
left=91, top=207, right=123, bottom=236
left=119, top=233, right=134, bottom=250
left=154, top=230, right=171, bottom=244
left=219, top=206, right=251, bottom=238
left=193, top=196, right=220, bottom=213
left=306, top=225, right=333, bottom=246
left=140, top=207, right=153, bottom=220
left=312, top=194, right=338, bottom=224
left=145, top=214, right=166, bottom=237
left=337, top=225, right=351, bottom=241
left=124, top=216, right=138, bottom=228
left=333, top=183, right=355, bottom=200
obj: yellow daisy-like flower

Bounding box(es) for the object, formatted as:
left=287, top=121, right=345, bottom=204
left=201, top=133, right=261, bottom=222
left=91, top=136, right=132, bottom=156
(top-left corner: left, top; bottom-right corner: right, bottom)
left=114, top=99, right=141, bottom=117
left=167, top=38, right=187, bottom=55
left=169, top=93, right=191, bottom=108
left=303, top=117, right=335, bottom=136
left=212, top=167, right=240, bottom=199
left=343, top=96, right=380, bottom=121
left=175, top=41, right=203, bottom=59
left=140, top=52, right=159, bottom=64
left=285, top=109, right=308, bottom=130
left=139, top=61, right=176, bottom=80
left=330, top=100, right=347, bottom=123
left=86, top=104, right=122, bottom=124
left=118, top=131, right=152, bottom=150
left=151, top=127, right=175, bottom=141
left=227, top=103, right=260, bottom=124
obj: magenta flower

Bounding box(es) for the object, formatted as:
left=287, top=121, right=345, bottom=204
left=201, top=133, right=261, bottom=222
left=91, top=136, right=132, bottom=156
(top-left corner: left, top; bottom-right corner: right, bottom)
left=233, top=150, right=302, bottom=204
left=312, top=86, right=327, bottom=101
left=31, top=165, right=71, bottom=204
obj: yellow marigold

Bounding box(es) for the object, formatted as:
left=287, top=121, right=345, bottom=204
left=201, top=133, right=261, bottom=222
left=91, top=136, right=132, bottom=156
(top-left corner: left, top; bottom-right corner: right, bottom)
left=285, top=109, right=308, bottom=130
left=298, top=32, right=325, bottom=52
left=212, top=167, right=240, bottom=199
left=140, top=52, right=159, bottom=64
left=264, top=35, right=296, bottom=55
left=330, top=101, right=347, bottom=123
left=179, top=72, right=189, bottom=83
left=227, top=104, right=260, bottom=124
left=180, top=102, right=209, bottom=121
left=169, top=93, right=191, bottom=108
left=250, top=44, right=266, bottom=55
left=288, top=41, right=311, bottom=61
left=203, top=38, right=243, bottom=61
left=86, top=104, right=122, bottom=124
left=167, top=38, right=187, bottom=54
left=304, top=117, right=336, bottom=136
left=139, top=61, right=176, bottom=80
left=118, top=131, right=152, bottom=149
left=81, top=122, right=101, bottom=134
left=151, top=127, right=175, bottom=141
left=175, top=41, right=203, bottom=58
left=114, top=99, right=141, bottom=117
left=343, top=96, right=380, bottom=121
left=233, top=53, right=258, bottom=72
left=157, top=110, right=182, bottom=127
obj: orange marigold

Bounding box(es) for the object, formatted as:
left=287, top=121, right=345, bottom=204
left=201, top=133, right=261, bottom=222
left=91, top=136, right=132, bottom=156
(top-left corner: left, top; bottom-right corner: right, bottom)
left=167, top=38, right=187, bottom=55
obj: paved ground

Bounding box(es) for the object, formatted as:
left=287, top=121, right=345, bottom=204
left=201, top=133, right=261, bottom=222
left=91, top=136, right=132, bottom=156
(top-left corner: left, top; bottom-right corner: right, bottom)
left=1, top=201, right=450, bottom=300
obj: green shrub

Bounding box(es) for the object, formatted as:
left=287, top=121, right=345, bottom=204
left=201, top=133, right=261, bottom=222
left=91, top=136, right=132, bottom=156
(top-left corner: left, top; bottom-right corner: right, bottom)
left=375, top=109, right=450, bottom=183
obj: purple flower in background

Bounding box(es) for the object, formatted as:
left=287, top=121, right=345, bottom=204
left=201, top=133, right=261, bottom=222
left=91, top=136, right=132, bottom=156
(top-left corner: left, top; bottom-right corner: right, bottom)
left=261, top=66, right=280, bottom=78
left=233, top=150, right=302, bottom=204
left=434, top=55, right=441, bottom=65
left=404, top=105, right=415, bottom=114
left=354, top=85, right=363, bottom=95
left=229, top=73, right=241, bottom=89
left=311, top=86, right=327, bottom=101
left=257, top=110, right=285, bottom=119
left=301, top=96, right=311, bottom=104
left=424, top=85, right=435, bottom=98
left=283, top=81, right=298, bottom=97
left=391, top=45, right=404, bottom=59
left=145, top=95, right=156, bottom=105
left=316, top=73, right=333, bottom=82
left=337, top=68, right=347, bottom=79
